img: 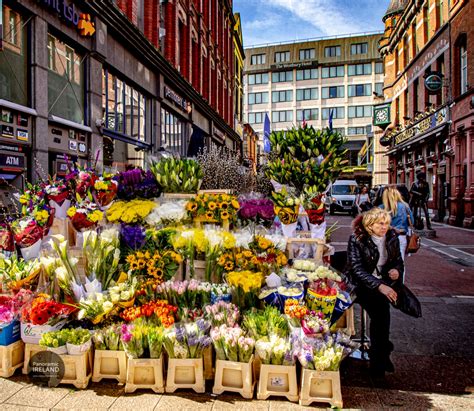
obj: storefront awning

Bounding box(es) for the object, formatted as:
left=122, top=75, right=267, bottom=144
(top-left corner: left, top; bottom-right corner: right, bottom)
left=385, top=123, right=448, bottom=155
left=102, top=129, right=152, bottom=151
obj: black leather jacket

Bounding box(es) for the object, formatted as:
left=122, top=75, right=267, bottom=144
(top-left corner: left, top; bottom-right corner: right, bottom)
left=343, top=215, right=404, bottom=292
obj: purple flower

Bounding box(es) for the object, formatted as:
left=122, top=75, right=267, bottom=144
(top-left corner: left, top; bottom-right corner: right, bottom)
left=121, top=224, right=146, bottom=250
left=175, top=326, right=186, bottom=343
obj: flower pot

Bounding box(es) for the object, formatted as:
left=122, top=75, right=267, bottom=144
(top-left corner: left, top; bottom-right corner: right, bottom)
left=125, top=356, right=164, bottom=393
left=305, top=290, right=337, bottom=319
left=21, top=321, right=67, bottom=345
left=20, top=239, right=42, bottom=261
left=165, top=357, right=205, bottom=393
left=47, top=345, right=67, bottom=355
left=92, top=349, right=128, bottom=384
left=212, top=355, right=255, bottom=399
left=299, top=369, right=342, bottom=408
left=0, top=340, right=24, bottom=377
left=67, top=339, right=92, bottom=355
left=49, top=199, right=71, bottom=219
left=257, top=363, right=298, bottom=402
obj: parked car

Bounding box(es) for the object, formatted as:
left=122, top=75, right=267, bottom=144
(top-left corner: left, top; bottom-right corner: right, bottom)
left=326, top=180, right=359, bottom=215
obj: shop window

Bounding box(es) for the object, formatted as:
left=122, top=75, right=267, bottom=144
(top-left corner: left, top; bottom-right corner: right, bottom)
left=102, top=70, right=148, bottom=141
left=47, top=34, right=84, bottom=124
left=160, top=107, right=187, bottom=156
left=0, top=5, right=28, bottom=106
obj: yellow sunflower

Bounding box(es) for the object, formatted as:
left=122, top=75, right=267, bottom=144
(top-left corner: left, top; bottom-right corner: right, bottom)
left=220, top=201, right=229, bottom=210
left=220, top=211, right=230, bottom=220
left=208, top=201, right=217, bottom=210
left=224, top=261, right=234, bottom=271
left=231, top=199, right=240, bottom=209
left=187, top=202, right=198, bottom=212
left=206, top=211, right=214, bottom=220
left=130, top=261, right=140, bottom=270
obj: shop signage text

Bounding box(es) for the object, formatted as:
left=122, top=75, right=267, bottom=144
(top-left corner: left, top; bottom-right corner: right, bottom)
left=37, top=0, right=95, bottom=37
left=425, top=73, right=443, bottom=94
left=164, top=86, right=188, bottom=112
left=0, top=152, right=24, bottom=169
left=270, top=60, right=317, bottom=70
left=394, top=107, right=447, bottom=146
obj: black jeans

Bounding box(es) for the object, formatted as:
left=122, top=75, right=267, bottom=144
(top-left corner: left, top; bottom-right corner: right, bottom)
left=356, top=286, right=393, bottom=371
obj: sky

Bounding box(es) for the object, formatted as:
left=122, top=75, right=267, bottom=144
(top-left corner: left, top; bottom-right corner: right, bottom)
left=233, top=0, right=389, bottom=47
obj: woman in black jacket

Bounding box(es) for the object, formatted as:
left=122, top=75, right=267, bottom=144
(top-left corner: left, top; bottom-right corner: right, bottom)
left=344, top=208, right=404, bottom=377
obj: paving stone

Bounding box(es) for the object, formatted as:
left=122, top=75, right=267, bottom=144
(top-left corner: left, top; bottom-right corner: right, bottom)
left=1, top=405, right=49, bottom=411
left=52, top=385, right=121, bottom=410
left=212, top=393, right=267, bottom=410
left=341, top=386, right=383, bottom=409
left=5, top=385, right=69, bottom=408
left=156, top=392, right=214, bottom=410
left=0, top=377, right=29, bottom=403
left=376, top=389, right=435, bottom=409
left=110, top=393, right=161, bottom=410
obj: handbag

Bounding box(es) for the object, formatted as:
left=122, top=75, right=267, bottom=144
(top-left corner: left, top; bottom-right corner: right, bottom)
left=391, top=282, right=422, bottom=318
left=406, top=210, right=421, bottom=253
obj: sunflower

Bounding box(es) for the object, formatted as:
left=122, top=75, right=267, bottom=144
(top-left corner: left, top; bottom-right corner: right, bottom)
left=218, top=255, right=227, bottom=265
left=138, top=259, right=146, bottom=269
left=130, top=261, right=140, bottom=270
left=154, top=267, right=164, bottom=279
left=224, top=261, right=234, bottom=271
left=206, top=211, right=214, bottom=220
left=219, top=201, right=229, bottom=210
left=126, top=255, right=136, bottom=264
left=208, top=201, right=217, bottom=210
left=242, top=250, right=253, bottom=258
left=231, top=199, right=240, bottom=209
left=220, top=210, right=230, bottom=220
left=187, top=202, right=198, bottom=212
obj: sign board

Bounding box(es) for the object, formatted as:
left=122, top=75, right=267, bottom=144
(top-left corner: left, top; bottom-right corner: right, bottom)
left=373, top=103, right=391, bottom=127
left=425, top=73, right=443, bottom=94
left=394, top=107, right=447, bottom=146
left=164, top=86, right=188, bottom=112
left=0, top=150, right=25, bottom=170
left=270, top=60, right=318, bottom=70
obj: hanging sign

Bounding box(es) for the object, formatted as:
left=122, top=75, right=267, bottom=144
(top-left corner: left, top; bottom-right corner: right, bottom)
left=425, top=73, right=443, bottom=94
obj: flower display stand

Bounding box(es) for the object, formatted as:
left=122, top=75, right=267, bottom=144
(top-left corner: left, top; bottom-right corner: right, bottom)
left=299, top=369, right=343, bottom=408
left=125, top=356, right=164, bottom=393
left=92, top=350, right=128, bottom=384
left=203, top=345, right=214, bottom=380
left=0, top=340, right=24, bottom=377
left=49, top=218, right=69, bottom=238
left=184, top=259, right=206, bottom=281
left=22, top=343, right=45, bottom=374
left=286, top=237, right=327, bottom=263
left=165, top=357, right=205, bottom=393
left=58, top=349, right=93, bottom=389
left=257, top=364, right=299, bottom=402
left=333, top=306, right=355, bottom=336
left=212, top=355, right=255, bottom=399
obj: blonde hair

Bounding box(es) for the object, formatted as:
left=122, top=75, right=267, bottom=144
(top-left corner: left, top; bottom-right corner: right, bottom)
left=362, top=208, right=391, bottom=235
left=382, top=187, right=408, bottom=216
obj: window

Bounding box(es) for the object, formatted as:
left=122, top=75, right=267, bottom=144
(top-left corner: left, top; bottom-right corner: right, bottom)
left=296, top=108, right=318, bottom=121
left=296, top=68, right=318, bottom=80
left=375, top=82, right=383, bottom=96
left=321, top=86, right=344, bottom=99
left=160, top=107, right=187, bottom=157
left=438, top=0, right=444, bottom=29
left=248, top=92, right=269, bottom=105
left=248, top=73, right=269, bottom=85
left=348, top=63, right=372, bottom=76
left=333, top=127, right=345, bottom=135
left=274, top=51, right=290, bottom=63
left=375, top=62, right=384, bottom=74
left=423, top=5, right=429, bottom=42
left=351, top=42, right=368, bottom=55
left=299, top=48, right=315, bottom=60
left=347, top=127, right=368, bottom=135
left=48, top=34, right=84, bottom=124
left=272, top=90, right=293, bottom=103
left=321, top=66, right=344, bottom=78
left=460, top=44, right=468, bottom=94
left=272, top=71, right=293, bottom=83
left=247, top=112, right=264, bottom=124
left=272, top=110, right=293, bottom=123
left=0, top=5, right=28, bottom=106
left=102, top=70, right=149, bottom=141
left=296, top=88, right=318, bottom=101
left=250, top=54, right=266, bottom=65
left=348, top=84, right=372, bottom=97
left=348, top=105, right=372, bottom=118
left=324, top=46, right=341, bottom=57
left=321, top=107, right=345, bottom=119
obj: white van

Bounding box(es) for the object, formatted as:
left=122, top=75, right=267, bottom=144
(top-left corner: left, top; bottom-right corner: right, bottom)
left=326, top=180, right=358, bottom=215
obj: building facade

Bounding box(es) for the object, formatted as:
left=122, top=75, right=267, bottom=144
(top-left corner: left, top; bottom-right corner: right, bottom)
left=378, top=0, right=473, bottom=227
left=0, top=0, right=241, bottom=212
left=243, top=32, right=384, bottom=181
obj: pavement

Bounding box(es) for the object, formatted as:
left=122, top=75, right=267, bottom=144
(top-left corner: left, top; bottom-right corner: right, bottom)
left=0, top=215, right=473, bottom=410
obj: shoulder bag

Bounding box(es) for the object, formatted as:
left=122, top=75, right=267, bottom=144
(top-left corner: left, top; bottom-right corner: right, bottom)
left=406, top=210, right=421, bottom=253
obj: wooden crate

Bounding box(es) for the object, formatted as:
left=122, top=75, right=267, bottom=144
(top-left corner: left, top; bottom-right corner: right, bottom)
left=212, top=355, right=255, bottom=399
left=184, top=259, right=206, bottom=281
left=333, top=306, right=355, bottom=336
left=125, top=356, right=164, bottom=393
left=49, top=218, right=69, bottom=238
left=0, top=340, right=24, bottom=377
left=165, top=357, right=205, bottom=393
left=299, top=369, right=343, bottom=408
left=203, top=345, right=214, bottom=380
left=257, top=363, right=298, bottom=402
left=198, top=189, right=232, bottom=195
left=22, top=343, right=46, bottom=374
left=286, top=237, right=327, bottom=263
left=92, top=350, right=127, bottom=384
left=59, top=349, right=93, bottom=389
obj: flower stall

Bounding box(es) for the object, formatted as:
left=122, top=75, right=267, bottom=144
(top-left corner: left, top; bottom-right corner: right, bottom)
left=0, top=125, right=359, bottom=408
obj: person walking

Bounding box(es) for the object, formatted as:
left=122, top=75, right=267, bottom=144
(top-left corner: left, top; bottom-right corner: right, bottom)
left=353, top=186, right=372, bottom=216
left=380, top=186, right=414, bottom=262
left=409, top=172, right=432, bottom=230
left=343, top=208, right=404, bottom=377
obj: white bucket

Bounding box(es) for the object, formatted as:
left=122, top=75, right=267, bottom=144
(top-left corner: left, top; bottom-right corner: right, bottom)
left=20, top=239, right=42, bottom=261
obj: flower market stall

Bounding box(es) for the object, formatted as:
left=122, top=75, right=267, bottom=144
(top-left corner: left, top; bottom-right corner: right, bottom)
left=0, top=126, right=358, bottom=408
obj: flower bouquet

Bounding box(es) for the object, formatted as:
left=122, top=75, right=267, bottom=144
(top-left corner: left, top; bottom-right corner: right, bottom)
left=92, top=324, right=123, bottom=351
left=186, top=193, right=240, bottom=227
left=302, top=189, right=326, bottom=225
left=70, top=168, right=97, bottom=199
left=39, top=329, right=69, bottom=354
left=255, top=335, right=295, bottom=365
left=153, top=280, right=211, bottom=311
left=120, top=300, right=177, bottom=327
left=115, top=168, right=160, bottom=200
left=11, top=217, right=44, bottom=260
left=284, top=299, right=309, bottom=328
left=210, top=283, right=232, bottom=304
left=146, top=200, right=188, bottom=227
left=205, top=301, right=239, bottom=328
left=121, top=323, right=145, bottom=358
left=93, top=174, right=118, bottom=207
left=106, top=199, right=156, bottom=224
left=44, top=177, right=70, bottom=218
left=301, top=311, right=330, bottom=337
left=0, top=222, right=14, bottom=254
left=210, top=325, right=255, bottom=363
left=305, top=279, right=339, bottom=319
left=0, top=256, right=41, bottom=291
left=120, top=224, right=147, bottom=250
left=0, top=290, right=33, bottom=345
left=150, top=157, right=203, bottom=194
left=226, top=270, right=264, bottom=310
left=163, top=319, right=211, bottom=359
left=271, top=187, right=301, bottom=237
left=125, top=249, right=182, bottom=282
left=242, top=306, right=289, bottom=340
left=108, top=277, right=137, bottom=308
left=76, top=293, right=114, bottom=324
left=67, top=194, right=104, bottom=232
left=65, top=328, right=92, bottom=355
left=238, top=194, right=275, bottom=228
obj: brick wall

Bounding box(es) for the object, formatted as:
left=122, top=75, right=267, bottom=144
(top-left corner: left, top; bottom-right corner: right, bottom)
left=143, top=0, right=159, bottom=48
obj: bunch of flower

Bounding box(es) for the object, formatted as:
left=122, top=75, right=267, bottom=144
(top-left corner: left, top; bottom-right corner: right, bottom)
left=306, top=266, right=342, bottom=283
left=309, top=279, right=339, bottom=297
left=270, top=187, right=301, bottom=225
left=108, top=277, right=137, bottom=305
left=12, top=202, right=54, bottom=247
left=163, top=319, right=211, bottom=359
left=210, top=283, right=232, bottom=304
left=147, top=324, right=166, bottom=358
left=121, top=322, right=145, bottom=358
left=301, top=311, right=330, bottom=336
left=120, top=300, right=177, bottom=327
left=39, top=329, right=69, bottom=348
left=153, top=280, right=211, bottom=312
left=106, top=199, right=156, bottom=224
left=16, top=182, right=55, bottom=235
left=292, top=259, right=317, bottom=272
left=76, top=293, right=114, bottom=323
left=120, top=224, right=147, bottom=250
left=249, top=235, right=288, bottom=274
left=179, top=307, right=205, bottom=322
left=227, top=270, right=264, bottom=310
left=302, top=189, right=326, bottom=225
left=150, top=157, right=203, bottom=194
left=210, top=325, right=255, bottom=363
left=0, top=256, right=41, bottom=291
left=115, top=168, right=160, bottom=200
left=186, top=193, right=240, bottom=224
left=0, top=290, right=33, bottom=322
left=43, top=176, right=70, bottom=206
left=92, top=324, right=123, bottom=351
left=255, top=335, right=295, bottom=365
left=0, top=302, right=14, bottom=324
left=237, top=195, right=275, bottom=226
left=125, top=249, right=182, bottom=282
left=205, top=301, right=239, bottom=327
left=0, top=222, right=14, bottom=253
left=67, top=167, right=97, bottom=199
left=93, top=173, right=118, bottom=207
left=67, top=194, right=103, bottom=231
left=21, top=294, right=74, bottom=325
left=284, top=299, right=309, bottom=327
left=146, top=200, right=188, bottom=227
left=242, top=306, right=289, bottom=340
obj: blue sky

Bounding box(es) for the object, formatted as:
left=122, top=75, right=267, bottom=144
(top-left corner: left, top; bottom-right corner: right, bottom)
left=234, top=0, right=388, bottom=47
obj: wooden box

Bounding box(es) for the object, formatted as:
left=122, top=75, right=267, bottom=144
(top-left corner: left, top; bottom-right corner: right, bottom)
left=22, top=343, right=45, bottom=374
left=165, top=357, right=205, bottom=393
left=212, top=355, right=254, bottom=399
left=203, top=345, right=214, bottom=380
left=333, top=306, right=355, bottom=336
left=0, top=340, right=24, bottom=377
left=92, top=349, right=127, bottom=384
left=59, top=349, right=93, bottom=389
left=125, top=356, right=164, bottom=393
left=257, top=363, right=298, bottom=402
left=299, top=369, right=343, bottom=408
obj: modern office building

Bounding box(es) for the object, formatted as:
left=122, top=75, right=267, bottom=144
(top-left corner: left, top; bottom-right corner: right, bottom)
left=243, top=32, right=384, bottom=180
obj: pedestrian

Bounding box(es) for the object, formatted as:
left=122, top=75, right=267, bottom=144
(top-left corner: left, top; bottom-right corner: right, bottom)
left=380, top=186, right=414, bottom=262
left=409, top=172, right=432, bottom=230
left=353, top=186, right=372, bottom=216
left=343, top=208, right=404, bottom=378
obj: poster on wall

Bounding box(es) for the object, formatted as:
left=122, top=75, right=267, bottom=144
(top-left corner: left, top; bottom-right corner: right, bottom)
left=1, top=125, right=14, bottom=138
left=17, top=129, right=28, bottom=141
left=1, top=109, right=13, bottom=123
left=17, top=114, right=28, bottom=127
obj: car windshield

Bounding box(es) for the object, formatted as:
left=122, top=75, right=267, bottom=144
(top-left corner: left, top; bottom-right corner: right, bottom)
left=332, top=185, right=357, bottom=195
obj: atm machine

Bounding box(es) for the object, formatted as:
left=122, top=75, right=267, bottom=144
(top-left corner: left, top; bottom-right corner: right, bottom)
left=0, top=149, right=25, bottom=220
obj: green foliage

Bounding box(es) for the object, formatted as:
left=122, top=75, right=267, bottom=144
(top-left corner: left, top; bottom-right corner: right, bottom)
left=150, top=158, right=203, bottom=193
left=265, top=126, right=348, bottom=195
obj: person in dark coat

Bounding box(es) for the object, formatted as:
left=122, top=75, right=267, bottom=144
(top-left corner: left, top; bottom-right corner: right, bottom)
left=343, top=208, right=404, bottom=377
left=410, top=172, right=432, bottom=229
